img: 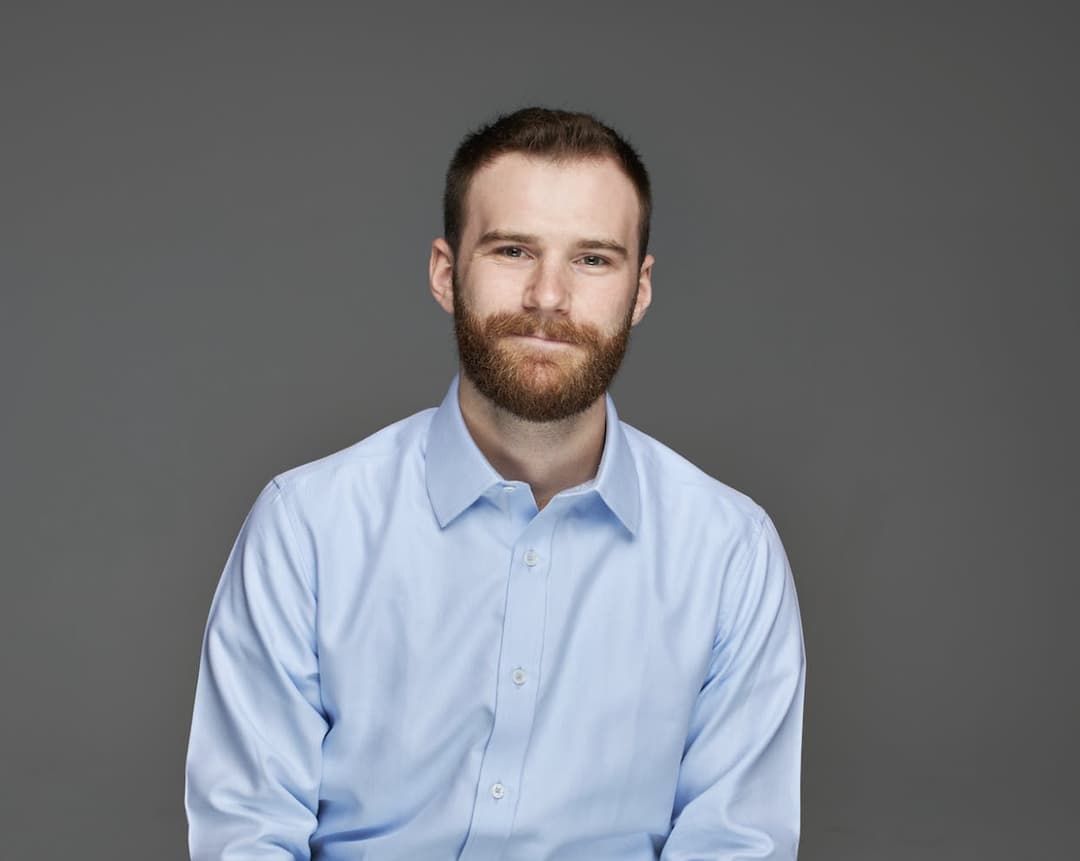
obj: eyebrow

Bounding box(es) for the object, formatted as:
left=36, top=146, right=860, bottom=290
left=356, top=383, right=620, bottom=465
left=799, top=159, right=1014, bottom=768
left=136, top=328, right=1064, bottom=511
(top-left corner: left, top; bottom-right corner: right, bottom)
left=476, top=230, right=629, bottom=259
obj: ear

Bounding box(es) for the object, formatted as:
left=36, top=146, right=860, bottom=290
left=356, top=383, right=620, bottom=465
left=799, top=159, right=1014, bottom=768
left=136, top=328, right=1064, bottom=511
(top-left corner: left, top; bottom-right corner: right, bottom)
left=429, top=238, right=456, bottom=315
left=630, top=253, right=654, bottom=326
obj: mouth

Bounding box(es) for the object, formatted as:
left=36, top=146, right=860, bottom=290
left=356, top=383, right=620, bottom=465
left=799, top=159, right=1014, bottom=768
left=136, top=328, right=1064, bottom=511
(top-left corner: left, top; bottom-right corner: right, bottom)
left=512, top=334, right=574, bottom=346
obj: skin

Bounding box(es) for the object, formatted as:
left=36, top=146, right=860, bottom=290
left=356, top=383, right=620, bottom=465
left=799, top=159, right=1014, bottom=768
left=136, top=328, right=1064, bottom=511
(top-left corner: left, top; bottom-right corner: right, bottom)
left=429, top=152, right=654, bottom=510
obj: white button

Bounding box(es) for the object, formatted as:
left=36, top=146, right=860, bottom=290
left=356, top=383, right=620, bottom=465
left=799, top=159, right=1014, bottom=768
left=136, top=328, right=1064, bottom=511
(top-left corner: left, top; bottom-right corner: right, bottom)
left=523, top=549, right=539, bottom=567
left=503, top=485, right=515, bottom=492
left=512, top=667, right=527, bottom=685
left=491, top=782, right=506, bottom=799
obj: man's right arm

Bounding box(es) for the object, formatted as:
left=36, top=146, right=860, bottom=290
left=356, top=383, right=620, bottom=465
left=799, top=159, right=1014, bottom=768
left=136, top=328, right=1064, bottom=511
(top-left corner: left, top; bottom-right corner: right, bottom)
left=185, top=479, right=327, bottom=860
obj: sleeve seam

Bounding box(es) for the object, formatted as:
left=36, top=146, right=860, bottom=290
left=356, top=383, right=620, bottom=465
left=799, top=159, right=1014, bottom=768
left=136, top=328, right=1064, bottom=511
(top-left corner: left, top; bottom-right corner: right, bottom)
left=715, top=508, right=769, bottom=649
left=270, top=476, right=328, bottom=727
left=270, top=477, right=317, bottom=599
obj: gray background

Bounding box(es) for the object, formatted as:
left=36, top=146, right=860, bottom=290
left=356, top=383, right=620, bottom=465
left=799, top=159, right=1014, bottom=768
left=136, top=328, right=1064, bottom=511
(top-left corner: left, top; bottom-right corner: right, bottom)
left=3, top=3, right=1077, bottom=859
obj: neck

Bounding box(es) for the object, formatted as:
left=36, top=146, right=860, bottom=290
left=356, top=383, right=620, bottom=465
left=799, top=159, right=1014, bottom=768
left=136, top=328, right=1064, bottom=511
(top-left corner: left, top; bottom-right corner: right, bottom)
left=457, top=367, right=606, bottom=510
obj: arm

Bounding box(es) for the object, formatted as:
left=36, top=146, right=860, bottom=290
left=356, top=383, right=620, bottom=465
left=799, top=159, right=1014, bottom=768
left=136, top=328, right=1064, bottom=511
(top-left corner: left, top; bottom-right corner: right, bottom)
left=660, top=511, right=806, bottom=860
left=185, top=479, right=328, bottom=860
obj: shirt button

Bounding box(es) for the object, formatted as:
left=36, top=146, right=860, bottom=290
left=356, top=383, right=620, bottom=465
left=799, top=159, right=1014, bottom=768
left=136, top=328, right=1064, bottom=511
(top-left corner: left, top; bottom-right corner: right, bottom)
left=523, top=549, right=540, bottom=567
left=491, top=782, right=506, bottom=799
left=503, top=485, right=515, bottom=493
left=512, top=667, right=527, bottom=685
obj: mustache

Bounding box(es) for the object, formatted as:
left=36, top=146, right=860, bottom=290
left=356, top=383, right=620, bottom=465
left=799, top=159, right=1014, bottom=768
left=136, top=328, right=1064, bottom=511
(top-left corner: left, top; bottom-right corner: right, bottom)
left=481, top=314, right=584, bottom=344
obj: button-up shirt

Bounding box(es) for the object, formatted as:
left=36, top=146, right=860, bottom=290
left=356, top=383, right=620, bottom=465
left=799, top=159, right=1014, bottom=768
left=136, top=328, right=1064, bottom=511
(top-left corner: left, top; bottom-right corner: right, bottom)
left=185, top=372, right=806, bottom=860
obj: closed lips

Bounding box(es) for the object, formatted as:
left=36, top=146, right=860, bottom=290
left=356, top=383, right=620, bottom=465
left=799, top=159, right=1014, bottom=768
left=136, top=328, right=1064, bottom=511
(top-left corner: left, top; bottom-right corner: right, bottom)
left=520, top=334, right=568, bottom=343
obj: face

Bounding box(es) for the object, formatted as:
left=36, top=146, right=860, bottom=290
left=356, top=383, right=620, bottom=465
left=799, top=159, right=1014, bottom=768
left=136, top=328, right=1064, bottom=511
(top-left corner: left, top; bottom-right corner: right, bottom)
left=431, top=152, right=653, bottom=423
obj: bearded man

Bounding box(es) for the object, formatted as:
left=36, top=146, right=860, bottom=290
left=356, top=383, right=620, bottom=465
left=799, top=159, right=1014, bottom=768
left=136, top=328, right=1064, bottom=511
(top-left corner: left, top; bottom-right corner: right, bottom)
left=185, top=107, right=806, bottom=861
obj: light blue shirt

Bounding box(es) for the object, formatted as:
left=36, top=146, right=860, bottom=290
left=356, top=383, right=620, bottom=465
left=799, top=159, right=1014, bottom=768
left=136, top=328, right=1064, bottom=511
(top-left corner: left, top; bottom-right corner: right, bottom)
left=185, top=372, right=806, bottom=860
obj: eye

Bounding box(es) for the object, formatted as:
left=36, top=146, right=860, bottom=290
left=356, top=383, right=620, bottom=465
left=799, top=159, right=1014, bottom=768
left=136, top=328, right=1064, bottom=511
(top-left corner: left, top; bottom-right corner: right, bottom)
left=497, top=246, right=527, bottom=259
left=579, top=254, right=609, bottom=267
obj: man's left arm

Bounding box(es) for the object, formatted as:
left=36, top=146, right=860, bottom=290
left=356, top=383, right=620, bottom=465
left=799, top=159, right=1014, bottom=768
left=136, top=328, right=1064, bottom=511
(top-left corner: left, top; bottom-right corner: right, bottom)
left=660, top=511, right=806, bottom=860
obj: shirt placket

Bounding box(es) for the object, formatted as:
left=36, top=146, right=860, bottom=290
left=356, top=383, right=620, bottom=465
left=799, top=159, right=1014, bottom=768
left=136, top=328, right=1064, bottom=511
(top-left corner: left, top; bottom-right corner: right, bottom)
left=457, top=484, right=560, bottom=860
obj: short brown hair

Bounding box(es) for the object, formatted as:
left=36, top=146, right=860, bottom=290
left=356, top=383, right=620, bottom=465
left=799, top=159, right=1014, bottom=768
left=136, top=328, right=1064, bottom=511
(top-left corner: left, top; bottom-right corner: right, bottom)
left=443, top=107, right=652, bottom=267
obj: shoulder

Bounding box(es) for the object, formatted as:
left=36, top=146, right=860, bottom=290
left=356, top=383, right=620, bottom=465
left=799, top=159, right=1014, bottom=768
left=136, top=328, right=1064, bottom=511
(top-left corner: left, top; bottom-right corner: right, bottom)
left=269, top=406, right=437, bottom=506
left=621, top=420, right=769, bottom=543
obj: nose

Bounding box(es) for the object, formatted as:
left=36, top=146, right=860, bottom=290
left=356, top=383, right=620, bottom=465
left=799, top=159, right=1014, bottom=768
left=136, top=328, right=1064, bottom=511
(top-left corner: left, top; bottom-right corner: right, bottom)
left=522, top=257, right=570, bottom=315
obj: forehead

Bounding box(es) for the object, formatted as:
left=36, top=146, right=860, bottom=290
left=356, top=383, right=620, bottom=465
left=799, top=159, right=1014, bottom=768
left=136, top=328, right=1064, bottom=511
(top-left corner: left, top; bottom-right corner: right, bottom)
left=462, top=152, right=640, bottom=249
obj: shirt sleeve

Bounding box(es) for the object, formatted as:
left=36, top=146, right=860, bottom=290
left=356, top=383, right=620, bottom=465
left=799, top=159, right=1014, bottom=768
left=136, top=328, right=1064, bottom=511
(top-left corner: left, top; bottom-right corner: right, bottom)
left=660, top=511, right=806, bottom=860
left=185, top=479, right=328, bottom=860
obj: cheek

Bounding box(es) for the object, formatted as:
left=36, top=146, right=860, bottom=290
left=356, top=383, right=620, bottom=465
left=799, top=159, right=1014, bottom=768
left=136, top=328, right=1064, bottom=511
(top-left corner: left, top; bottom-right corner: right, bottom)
left=464, top=274, right=527, bottom=314
left=463, top=291, right=509, bottom=321
left=578, top=292, right=633, bottom=330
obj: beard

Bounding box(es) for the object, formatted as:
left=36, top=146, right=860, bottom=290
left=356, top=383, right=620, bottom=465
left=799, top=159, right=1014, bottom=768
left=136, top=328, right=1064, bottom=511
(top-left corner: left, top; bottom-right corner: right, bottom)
left=452, top=272, right=637, bottom=423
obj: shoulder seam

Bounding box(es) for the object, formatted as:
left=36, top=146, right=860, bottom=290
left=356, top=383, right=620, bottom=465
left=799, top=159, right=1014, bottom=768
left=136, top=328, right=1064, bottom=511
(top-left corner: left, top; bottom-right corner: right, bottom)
left=269, top=476, right=328, bottom=720
left=714, top=509, right=769, bottom=648
left=270, top=476, right=316, bottom=597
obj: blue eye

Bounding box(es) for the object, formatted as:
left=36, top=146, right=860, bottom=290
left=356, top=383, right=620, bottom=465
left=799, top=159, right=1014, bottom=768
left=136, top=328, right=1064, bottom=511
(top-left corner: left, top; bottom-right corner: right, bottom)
left=499, top=246, right=525, bottom=258
left=581, top=255, right=608, bottom=266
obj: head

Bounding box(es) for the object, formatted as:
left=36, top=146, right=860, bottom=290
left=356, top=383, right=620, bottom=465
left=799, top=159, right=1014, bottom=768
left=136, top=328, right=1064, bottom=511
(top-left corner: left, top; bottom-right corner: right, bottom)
left=429, top=107, right=655, bottom=423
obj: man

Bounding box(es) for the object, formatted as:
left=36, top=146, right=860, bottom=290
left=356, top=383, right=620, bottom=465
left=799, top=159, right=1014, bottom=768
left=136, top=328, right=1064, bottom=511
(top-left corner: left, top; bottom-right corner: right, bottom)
left=185, top=107, right=806, bottom=860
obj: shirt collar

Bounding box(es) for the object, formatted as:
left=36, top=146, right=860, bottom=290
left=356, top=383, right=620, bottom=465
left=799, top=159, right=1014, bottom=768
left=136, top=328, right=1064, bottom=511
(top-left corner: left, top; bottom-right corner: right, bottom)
left=424, top=372, right=641, bottom=536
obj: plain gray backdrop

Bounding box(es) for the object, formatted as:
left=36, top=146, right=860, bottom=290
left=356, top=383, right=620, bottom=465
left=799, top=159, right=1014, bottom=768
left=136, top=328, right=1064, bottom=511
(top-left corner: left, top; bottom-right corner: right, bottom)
left=3, top=3, right=1077, bottom=859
